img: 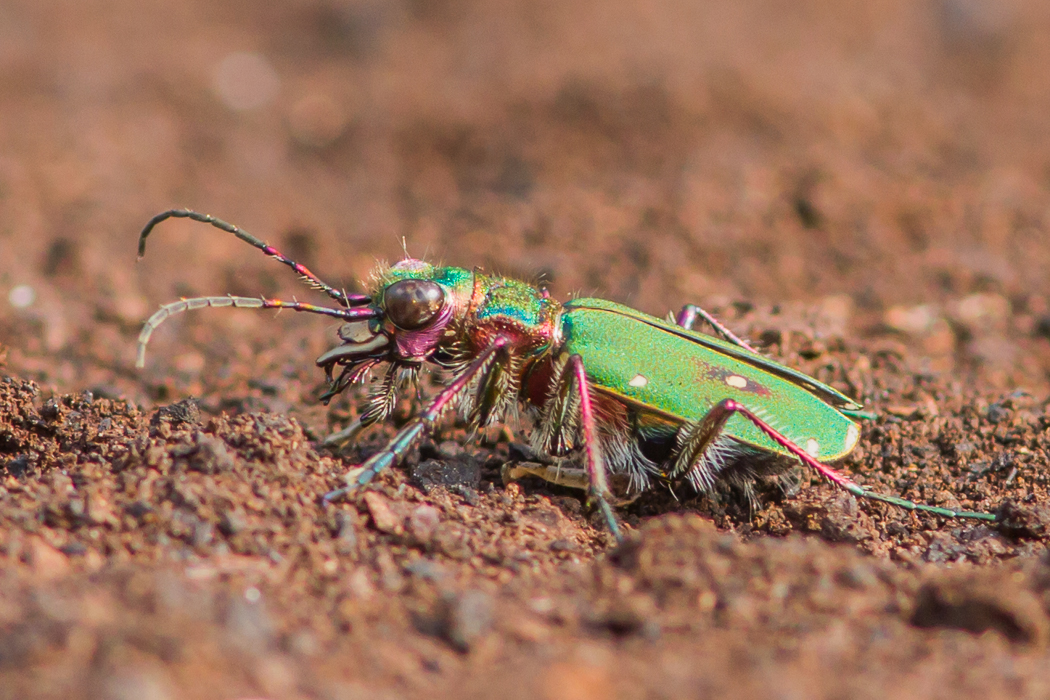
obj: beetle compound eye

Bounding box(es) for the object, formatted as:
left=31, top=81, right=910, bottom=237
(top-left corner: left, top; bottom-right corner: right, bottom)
left=384, top=279, right=445, bottom=330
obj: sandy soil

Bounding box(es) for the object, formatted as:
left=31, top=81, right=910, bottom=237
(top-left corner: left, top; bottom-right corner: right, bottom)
left=3, top=1, right=1050, bottom=698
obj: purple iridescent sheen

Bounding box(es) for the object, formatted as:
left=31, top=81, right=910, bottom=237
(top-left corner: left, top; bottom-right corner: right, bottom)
left=394, top=301, right=454, bottom=359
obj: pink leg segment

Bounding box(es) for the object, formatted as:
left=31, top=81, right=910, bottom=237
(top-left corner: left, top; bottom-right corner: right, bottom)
left=323, top=339, right=508, bottom=501
left=567, top=355, right=622, bottom=540
left=708, top=399, right=996, bottom=521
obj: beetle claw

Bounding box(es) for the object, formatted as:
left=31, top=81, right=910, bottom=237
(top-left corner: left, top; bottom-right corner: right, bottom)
left=321, top=485, right=351, bottom=504
left=321, top=465, right=368, bottom=504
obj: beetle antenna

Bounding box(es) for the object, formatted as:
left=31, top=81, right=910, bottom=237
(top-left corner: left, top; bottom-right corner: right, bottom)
left=138, top=209, right=372, bottom=307
left=136, top=295, right=376, bottom=369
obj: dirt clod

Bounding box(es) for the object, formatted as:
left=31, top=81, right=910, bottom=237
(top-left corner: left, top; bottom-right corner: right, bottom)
left=150, top=399, right=201, bottom=429
left=364, top=492, right=403, bottom=535
left=996, top=499, right=1050, bottom=539
left=911, top=574, right=1048, bottom=646
left=441, top=590, right=494, bottom=652
left=410, top=456, right=481, bottom=492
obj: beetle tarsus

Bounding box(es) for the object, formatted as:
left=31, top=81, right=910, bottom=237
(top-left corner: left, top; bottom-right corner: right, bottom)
left=321, top=484, right=352, bottom=503
left=323, top=416, right=368, bottom=450
left=840, top=483, right=998, bottom=521
left=596, top=495, right=622, bottom=543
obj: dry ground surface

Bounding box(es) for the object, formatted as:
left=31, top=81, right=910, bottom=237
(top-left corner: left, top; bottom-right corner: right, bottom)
left=3, top=1, right=1050, bottom=698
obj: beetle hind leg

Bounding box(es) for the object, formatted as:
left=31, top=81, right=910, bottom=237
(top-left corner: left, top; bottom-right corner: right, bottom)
left=680, top=399, right=998, bottom=522
left=674, top=420, right=790, bottom=504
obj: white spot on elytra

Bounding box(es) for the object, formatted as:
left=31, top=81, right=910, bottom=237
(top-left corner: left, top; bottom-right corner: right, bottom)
left=726, top=375, right=747, bottom=389
left=845, top=423, right=860, bottom=450
left=628, top=374, right=648, bottom=388
left=805, top=438, right=820, bottom=457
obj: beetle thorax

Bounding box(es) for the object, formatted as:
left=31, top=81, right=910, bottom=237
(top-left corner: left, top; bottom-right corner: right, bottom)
left=463, top=271, right=562, bottom=358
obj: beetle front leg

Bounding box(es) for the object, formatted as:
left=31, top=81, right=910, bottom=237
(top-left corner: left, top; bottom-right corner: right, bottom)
left=684, top=400, right=997, bottom=522
left=323, top=414, right=376, bottom=451
left=322, top=340, right=507, bottom=502
left=676, top=304, right=759, bottom=353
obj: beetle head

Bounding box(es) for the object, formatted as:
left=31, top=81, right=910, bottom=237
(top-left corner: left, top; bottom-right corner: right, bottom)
left=315, top=258, right=465, bottom=400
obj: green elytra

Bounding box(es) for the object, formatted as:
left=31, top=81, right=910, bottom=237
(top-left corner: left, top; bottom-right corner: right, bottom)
left=136, top=209, right=1000, bottom=542
left=561, top=298, right=861, bottom=463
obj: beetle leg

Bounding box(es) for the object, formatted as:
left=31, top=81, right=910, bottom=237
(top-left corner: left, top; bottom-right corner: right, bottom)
left=565, top=355, right=623, bottom=541
left=534, top=355, right=622, bottom=538
left=323, top=339, right=508, bottom=502
left=502, top=460, right=589, bottom=490
left=470, top=348, right=521, bottom=427
left=323, top=415, right=371, bottom=450
left=322, top=400, right=387, bottom=452
left=533, top=355, right=581, bottom=456
left=696, top=400, right=997, bottom=522
left=675, top=304, right=759, bottom=354
left=672, top=402, right=739, bottom=492
left=501, top=461, right=640, bottom=506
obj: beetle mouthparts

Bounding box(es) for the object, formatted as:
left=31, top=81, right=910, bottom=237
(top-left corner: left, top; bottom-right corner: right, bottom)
left=315, top=334, right=389, bottom=367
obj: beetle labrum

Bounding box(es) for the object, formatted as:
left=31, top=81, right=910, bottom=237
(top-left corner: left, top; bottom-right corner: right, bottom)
left=136, top=209, right=998, bottom=541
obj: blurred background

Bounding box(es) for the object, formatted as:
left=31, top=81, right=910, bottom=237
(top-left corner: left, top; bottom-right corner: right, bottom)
left=1, top=0, right=1049, bottom=407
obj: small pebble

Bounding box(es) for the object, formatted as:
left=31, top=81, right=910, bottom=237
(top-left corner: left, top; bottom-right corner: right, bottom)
left=409, top=504, right=441, bottom=543
left=364, top=492, right=402, bottom=534
left=26, top=537, right=70, bottom=580
left=444, top=590, right=494, bottom=652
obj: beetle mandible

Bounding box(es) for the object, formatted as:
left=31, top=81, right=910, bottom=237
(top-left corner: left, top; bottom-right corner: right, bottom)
left=135, top=209, right=998, bottom=541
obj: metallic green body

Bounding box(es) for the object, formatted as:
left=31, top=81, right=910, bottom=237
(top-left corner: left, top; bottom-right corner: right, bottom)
left=561, top=298, right=862, bottom=461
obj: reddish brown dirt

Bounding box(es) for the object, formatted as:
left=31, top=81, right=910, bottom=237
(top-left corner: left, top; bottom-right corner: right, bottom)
left=3, top=1, right=1050, bottom=698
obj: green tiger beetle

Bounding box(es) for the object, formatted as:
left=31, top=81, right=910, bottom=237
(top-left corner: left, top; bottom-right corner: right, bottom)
left=136, top=209, right=999, bottom=542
